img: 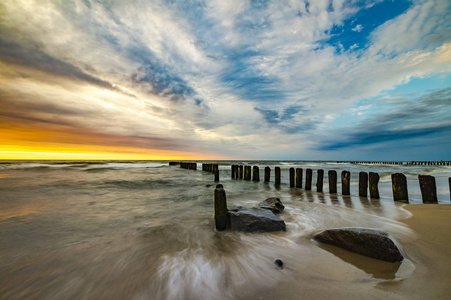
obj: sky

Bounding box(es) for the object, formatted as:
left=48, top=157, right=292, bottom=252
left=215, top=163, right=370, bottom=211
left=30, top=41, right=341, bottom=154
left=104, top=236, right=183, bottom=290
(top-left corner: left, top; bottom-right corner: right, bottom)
left=0, top=0, right=450, bottom=161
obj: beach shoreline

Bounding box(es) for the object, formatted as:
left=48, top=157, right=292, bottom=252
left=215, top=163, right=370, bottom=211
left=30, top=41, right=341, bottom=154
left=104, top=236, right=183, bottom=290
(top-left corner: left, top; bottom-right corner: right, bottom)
left=244, top=204, right=451, bottom=300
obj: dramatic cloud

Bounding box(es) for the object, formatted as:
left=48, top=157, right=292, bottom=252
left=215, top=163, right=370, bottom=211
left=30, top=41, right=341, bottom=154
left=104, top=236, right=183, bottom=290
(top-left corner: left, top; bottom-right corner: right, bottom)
left=0, top=0, right=450, bottom=159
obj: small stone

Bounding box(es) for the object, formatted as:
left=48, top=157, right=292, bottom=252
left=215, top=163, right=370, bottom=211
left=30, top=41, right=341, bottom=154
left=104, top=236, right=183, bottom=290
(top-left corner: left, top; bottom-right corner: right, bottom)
left=258, top=197, right=285, bottom=214
left=275, top=259, right=284, bottom=269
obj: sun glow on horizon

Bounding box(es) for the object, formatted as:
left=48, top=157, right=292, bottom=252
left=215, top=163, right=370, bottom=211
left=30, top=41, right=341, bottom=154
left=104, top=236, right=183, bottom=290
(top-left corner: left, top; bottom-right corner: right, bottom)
left=0, top=121, right=222, bottom=161
left=0, top=147, right=211, bottom=160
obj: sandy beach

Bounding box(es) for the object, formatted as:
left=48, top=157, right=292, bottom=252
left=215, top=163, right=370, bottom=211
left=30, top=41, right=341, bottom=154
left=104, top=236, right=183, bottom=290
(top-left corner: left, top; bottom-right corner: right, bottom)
left=1, top=161, right=450, bottom=299
left=391, top=204, right=451, bottom=298
left=248, top=204, right=451, bottom=300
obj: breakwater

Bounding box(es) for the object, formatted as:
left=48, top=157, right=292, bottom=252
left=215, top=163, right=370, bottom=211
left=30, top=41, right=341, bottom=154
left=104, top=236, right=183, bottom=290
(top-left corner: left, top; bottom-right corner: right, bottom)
left=342, top=161, right=450, bottom=166
left=170, top=161, right=451, bottom=204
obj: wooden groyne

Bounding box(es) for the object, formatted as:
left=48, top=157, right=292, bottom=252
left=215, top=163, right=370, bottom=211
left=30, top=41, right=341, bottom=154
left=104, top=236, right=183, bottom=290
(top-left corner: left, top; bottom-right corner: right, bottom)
left=169, top=162, right=197, bottom=170
left=170, top=162, right=451, bottom=204
left=341, top=161, right=451, bottom=166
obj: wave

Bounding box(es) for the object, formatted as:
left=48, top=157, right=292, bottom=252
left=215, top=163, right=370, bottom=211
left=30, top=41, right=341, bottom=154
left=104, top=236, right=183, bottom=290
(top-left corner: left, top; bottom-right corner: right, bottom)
left=0, top=161, right=167, bottom=171
left=100, top=178, right=174, bottom=189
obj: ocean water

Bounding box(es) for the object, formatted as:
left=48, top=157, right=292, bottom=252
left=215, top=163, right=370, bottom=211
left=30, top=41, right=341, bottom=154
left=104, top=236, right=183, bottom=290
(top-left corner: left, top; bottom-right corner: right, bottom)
left=0, top=160, right=450, bottom=299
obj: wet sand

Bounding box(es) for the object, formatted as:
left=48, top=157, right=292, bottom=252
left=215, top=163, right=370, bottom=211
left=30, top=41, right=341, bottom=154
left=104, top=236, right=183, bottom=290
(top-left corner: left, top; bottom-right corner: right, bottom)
left=390, top=204, right=451, bottom=298
left=246, top=204, right=451, bottom=300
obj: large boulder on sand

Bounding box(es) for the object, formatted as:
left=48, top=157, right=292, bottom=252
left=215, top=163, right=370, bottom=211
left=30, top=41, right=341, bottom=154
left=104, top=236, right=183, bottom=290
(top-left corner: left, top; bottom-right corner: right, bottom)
left=258, top=197, right=285, bottom=214
left=228, top=206, right=286, bottom=233
left=313, top=228, right=404, bottom=262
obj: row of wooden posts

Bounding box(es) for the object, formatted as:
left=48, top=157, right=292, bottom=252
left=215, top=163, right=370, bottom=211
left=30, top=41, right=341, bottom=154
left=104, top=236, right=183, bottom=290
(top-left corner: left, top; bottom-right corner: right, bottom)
left=169, top=162, right=449, bottom=203
left=169, top=161, right=198, bottom=170
left=230, top=165, right=448, bottom=204
left=202, top=163, right=220, bottom=182
left=345, top=161, right=451, bottom=166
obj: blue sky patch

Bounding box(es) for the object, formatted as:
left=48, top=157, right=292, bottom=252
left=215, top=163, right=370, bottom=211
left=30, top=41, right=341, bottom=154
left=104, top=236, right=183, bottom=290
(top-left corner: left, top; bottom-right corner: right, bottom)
left=324, top=0, right=412, bottom=52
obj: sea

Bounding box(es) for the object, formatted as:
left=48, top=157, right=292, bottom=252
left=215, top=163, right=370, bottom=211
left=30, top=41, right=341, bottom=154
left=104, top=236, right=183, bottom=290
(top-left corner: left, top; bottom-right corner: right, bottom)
left=1, top=160, right=450, bottom=299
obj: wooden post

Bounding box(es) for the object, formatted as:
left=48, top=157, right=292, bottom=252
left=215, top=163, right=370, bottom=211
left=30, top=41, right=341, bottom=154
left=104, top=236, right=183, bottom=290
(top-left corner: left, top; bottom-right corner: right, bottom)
left=264, top=167, right=271, bottom=182
left=369, top=172, right=380, bottom=199
left=275, top=167, right=281, bottom=185
left=239, top=166, right=243, bottom=179
left=253, top=166, right=260, bottom=182
left=231, top=165, right=235, bottom=179
left=244, top=166, right=252, bottom=180
left=215, top=169, right=219, bottom=182
left=305, top=169, right=312, bottom=190
left=289, top=167, right=295, bottom=188
left=359, top=172, right=368, bottom=197
left=449, top=177, right=451, bottom=201
left=328, top=170, right=337, bottom=193
left=295, top=168, right=303, bottom=188
left=418, top=175, right=438, bottom=203
left=341, top=170, right=350, bottom=195
left=214, top=184, right=228, bottom=231
left=391, top=173, right=408, bottom=202
left=316, top=169, right=324, bottom=192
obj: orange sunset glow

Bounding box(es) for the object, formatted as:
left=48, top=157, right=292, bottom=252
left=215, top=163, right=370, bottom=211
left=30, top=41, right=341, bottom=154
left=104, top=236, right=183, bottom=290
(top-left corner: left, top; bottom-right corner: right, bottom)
left=0, top=119, right=214, bottom=161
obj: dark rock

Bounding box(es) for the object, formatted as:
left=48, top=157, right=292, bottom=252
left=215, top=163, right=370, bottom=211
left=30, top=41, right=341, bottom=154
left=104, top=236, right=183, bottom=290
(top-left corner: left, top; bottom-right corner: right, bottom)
left=274, top=259, right=284, bottom=269
left=258, top=197, right=285, bottom=214
left=206, top=184, right=212, bottom=187
left=228, top=206, right=286, bottom=233
left=313, top=228, right=403, bottom=262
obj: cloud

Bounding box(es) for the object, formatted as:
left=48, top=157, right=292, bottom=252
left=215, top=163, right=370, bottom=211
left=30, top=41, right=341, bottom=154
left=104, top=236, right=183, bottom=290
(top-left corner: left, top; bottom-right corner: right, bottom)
left=0, top=0, right=450, bottom=159
left=351, top=24, right=363, bottom=32
left=316, top=87, right=451, bottom=151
